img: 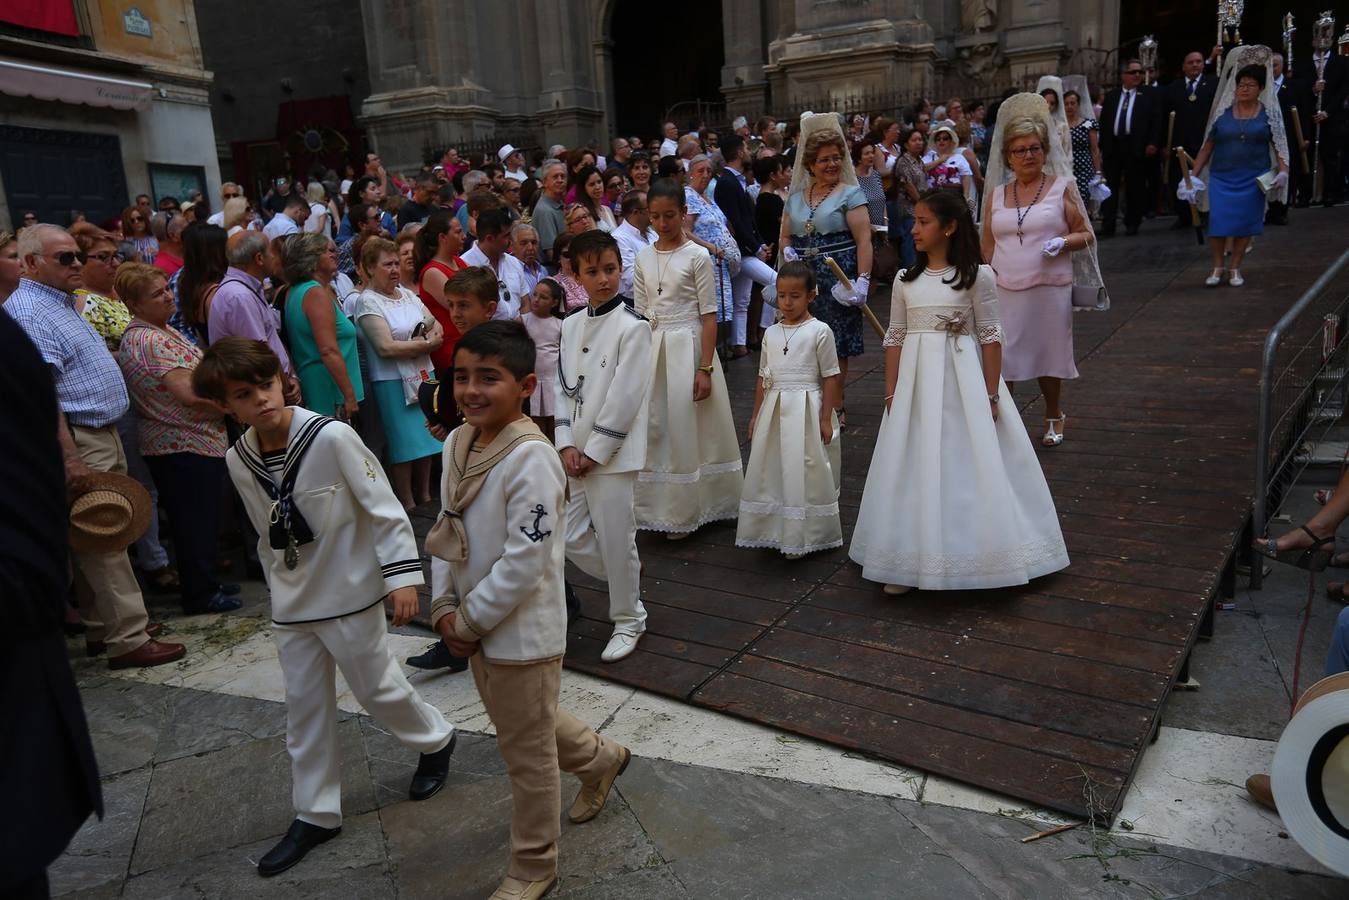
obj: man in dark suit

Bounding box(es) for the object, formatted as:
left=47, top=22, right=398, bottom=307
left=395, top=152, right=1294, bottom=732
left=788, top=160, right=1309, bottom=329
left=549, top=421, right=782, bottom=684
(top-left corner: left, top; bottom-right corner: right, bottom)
left=1164, top=50, right=1219, bottom=228
left=1269, top=52, right=1310, bottom=224
left=0, top=312, right=102, bottom=898
left=714, top=133, right=774, bottom=354
left=1309, top=39, right=1348, bottom=206
left=1099, top=58, right=1164, bottom=236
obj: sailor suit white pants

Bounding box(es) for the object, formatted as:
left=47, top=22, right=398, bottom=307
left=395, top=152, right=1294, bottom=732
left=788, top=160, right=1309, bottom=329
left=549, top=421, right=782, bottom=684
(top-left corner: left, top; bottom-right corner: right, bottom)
left=273, top=602, right=454, bottom=828
left=564, top=471, right=647, bottom=635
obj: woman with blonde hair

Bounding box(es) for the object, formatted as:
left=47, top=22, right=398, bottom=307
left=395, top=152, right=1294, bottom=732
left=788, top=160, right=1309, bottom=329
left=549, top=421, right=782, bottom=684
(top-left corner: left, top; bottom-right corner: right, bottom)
left=282, top=233, right=362, bottom=420
left=304, top=182, right=330, bottom=235
left=981, top=94, right=1106, bottom=447
left=222, top=196, right=253, bottom=236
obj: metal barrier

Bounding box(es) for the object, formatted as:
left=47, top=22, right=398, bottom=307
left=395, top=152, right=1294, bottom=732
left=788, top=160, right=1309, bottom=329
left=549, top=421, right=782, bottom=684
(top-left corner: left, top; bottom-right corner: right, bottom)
left=1252, top=248, right=1349, bottom=588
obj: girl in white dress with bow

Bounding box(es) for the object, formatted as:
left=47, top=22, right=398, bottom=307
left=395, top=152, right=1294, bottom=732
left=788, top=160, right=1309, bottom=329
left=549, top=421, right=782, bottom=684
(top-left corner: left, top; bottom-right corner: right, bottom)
left=736, top=260, right=843, bottom=557
left=633, top=179, right=744, bottom=537
left=850, top=189, right=1068, bottom=593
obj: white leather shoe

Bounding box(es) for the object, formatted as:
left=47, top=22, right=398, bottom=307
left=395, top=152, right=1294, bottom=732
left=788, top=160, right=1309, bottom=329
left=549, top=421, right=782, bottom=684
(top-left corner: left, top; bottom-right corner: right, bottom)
left=601, top=631, right=643, bottom=662
left=489, top=874, right=557, bottom=900
left=883, top=584, right=913, bottom=595
left=1228, top=269, right=1244, bottom=287
left=1204, top=268, right=1224, bottom=287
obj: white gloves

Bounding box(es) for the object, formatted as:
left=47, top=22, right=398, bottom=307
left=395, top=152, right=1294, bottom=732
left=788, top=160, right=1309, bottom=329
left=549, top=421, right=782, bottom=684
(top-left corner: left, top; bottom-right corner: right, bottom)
left=1042, top=237, right=1066, bottom=258
left=1176, top=177, right=1206, bottom=202
left=1088, top=175, right=1111, bottom=203
left=1272, top=171, right=1289, bottom=191
left=762, top=281, right=779, bottom=309
left=782, top=246, right=800, bottom=262
left=830, top=275, right=870, bottom=308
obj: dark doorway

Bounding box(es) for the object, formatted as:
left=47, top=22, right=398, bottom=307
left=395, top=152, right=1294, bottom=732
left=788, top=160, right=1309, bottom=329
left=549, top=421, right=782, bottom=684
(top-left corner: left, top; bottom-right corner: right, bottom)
left=610, top=0, right=724, bottom=137
left=1119, top=1, right=1330, bottom=81
left=0, top=125, right=127, bottom=228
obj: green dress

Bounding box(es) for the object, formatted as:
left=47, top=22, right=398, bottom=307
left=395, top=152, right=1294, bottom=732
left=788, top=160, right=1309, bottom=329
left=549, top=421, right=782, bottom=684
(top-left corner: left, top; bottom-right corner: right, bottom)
left=283, top=279, right=364, bottom=416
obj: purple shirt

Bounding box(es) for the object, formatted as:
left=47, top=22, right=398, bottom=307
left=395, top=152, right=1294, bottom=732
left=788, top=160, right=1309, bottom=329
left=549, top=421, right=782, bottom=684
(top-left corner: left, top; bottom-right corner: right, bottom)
left=206, top=266, right=293, bottom=374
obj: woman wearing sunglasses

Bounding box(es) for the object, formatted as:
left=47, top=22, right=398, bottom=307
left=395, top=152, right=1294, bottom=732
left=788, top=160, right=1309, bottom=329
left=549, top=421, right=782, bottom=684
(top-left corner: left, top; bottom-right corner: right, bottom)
left=121, top=205, right=158, bottom=264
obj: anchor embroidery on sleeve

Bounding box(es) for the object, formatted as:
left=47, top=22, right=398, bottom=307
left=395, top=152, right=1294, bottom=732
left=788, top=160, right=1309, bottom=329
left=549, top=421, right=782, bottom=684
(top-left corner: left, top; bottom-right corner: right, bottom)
left=520, top=504, right=552, bottom=542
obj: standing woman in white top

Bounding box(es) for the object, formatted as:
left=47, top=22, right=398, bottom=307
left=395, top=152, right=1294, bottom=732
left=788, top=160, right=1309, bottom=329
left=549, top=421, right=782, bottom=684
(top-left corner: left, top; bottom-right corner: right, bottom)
left=353, top=237, right=445, bottom=510
left=304, top=182, right=330, bottom=235
left=633, top=178, right=744, bottom=538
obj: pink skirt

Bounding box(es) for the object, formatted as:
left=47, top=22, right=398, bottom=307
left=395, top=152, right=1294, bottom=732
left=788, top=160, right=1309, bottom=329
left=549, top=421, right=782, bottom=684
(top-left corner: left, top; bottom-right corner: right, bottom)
left=998, top=283, right=1078, bottom=382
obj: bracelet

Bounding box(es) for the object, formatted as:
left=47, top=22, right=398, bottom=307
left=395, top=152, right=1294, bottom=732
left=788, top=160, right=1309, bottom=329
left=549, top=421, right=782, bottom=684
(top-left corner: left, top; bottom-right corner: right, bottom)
left=884, top=393, right=895, bottom=401
left=988, top=393, right=1000, bottom=404
left=698, top=364, right=714, bottom=374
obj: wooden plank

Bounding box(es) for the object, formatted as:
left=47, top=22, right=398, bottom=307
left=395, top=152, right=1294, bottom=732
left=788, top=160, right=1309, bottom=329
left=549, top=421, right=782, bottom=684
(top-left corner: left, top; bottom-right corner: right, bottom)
left=573, top=586, right=765, bottom=650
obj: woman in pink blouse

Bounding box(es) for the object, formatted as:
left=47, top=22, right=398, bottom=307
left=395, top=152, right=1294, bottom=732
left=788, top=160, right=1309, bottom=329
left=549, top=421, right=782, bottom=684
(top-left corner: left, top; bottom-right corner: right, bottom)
left=114, top=263, right=240, bottom=615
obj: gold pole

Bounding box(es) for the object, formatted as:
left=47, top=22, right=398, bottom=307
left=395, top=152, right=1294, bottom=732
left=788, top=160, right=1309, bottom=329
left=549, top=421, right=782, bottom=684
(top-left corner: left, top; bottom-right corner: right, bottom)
left=823, top=256, right=886, bottom=340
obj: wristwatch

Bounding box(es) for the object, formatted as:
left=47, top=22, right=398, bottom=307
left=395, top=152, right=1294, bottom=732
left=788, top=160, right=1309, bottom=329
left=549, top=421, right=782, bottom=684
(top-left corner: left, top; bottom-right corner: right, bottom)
left=988, top=393, right=1000, bottom=404
left=698, top=364, right=715, bottom=374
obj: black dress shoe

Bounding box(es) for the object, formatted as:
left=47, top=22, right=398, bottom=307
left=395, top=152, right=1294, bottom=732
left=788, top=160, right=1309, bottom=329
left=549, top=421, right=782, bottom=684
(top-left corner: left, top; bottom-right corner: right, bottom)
left=406, top=640, right=469, bottom=672
left=257, top=819, right=341, bottom=877
left=565, top=581, right=581, bottom=627
left=409, top=731, right=457, bottom=801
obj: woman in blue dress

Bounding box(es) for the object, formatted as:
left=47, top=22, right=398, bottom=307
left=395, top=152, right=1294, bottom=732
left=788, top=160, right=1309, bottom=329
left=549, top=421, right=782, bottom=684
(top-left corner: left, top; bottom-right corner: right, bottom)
left=683, top=155, right=739, bottom=343
left=779, top=115, right=874, bottom=424
left=1188, top=60, right=1290, bottom=288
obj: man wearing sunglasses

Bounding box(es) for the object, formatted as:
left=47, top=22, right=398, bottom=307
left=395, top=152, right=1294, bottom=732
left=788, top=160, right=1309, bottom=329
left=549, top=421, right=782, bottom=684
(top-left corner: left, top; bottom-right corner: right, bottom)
left=205, top=183, right=244, bottom=228
left=1099, top=57, right=1164, bottom=237
left=4, top=224, right=187, bottom=670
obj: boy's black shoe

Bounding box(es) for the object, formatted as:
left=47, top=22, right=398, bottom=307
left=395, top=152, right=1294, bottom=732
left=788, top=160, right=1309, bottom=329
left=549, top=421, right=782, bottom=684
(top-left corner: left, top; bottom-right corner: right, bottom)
left=405, top=641, right=469, bottom=672
left=409, top=731, right=458, bottom=801
left=257, top=819, right=341, bottom=877
left=565, top=581, right=581, bottom=627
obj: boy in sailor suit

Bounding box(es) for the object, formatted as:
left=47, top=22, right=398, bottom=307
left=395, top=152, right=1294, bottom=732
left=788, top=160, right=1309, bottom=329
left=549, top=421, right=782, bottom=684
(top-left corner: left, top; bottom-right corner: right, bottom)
left=553, top=230, right=654, bottom=662
left=193, top=337, right=457, bottom=879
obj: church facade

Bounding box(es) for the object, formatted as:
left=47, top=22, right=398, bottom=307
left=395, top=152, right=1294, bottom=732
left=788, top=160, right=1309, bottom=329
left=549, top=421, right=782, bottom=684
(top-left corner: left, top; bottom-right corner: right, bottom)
left=358, top=0, right=1120, bottom=169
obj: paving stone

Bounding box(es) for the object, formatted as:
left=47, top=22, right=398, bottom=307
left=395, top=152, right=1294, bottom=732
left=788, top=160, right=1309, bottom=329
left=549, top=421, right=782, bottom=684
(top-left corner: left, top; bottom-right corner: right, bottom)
left=360, top=721, right=504, bottom=808
left=154, top=686, right=290, bottom=762
left=49, top=767, right=151, bottom=897
left=552, top=864, right=690, bottom=898
left=130, top=718, right=375, bottom=874
left=77, top=679, right=171, bottom=777
left=120, top=811, right=393, bottom=899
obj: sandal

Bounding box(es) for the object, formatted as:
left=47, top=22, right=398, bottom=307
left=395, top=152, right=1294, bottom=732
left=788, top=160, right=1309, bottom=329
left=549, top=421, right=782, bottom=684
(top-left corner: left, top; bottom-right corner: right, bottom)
left=836, top=407, right=847, bottom=432
left=1315, top=489, right=1335, bottom=506
left=1043, top=414, right=1066, bottom=447
left=1252, top=525, right=1335, bottom=572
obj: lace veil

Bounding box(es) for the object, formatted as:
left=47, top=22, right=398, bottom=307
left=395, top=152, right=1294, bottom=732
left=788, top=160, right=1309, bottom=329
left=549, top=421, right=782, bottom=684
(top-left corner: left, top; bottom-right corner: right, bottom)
left=983, top=92, right=1109, bottom=311
left=1035, top=75, right=1074, bottom=163
left=1195, top=44, right=1291, bottom=206
left=788, top=112, right=859, bottom=198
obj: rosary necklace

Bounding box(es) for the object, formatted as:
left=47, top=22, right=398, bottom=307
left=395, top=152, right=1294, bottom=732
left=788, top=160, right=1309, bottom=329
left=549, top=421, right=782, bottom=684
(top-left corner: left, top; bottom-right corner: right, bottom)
left=1012, top=172, right=1047, bottom=245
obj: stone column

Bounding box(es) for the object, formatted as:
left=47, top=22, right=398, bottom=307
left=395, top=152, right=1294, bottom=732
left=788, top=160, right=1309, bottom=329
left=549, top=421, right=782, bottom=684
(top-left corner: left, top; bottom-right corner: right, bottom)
left=721, top=0, right=768, bottom=119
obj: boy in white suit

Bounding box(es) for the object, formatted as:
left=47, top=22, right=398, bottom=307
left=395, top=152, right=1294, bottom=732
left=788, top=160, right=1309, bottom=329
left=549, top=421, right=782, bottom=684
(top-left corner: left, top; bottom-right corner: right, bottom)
left=194, top=337, right=457, bottom=878
left=552, top=229, right=654, bottom=662
left=429, top=321, right=630, bottom=900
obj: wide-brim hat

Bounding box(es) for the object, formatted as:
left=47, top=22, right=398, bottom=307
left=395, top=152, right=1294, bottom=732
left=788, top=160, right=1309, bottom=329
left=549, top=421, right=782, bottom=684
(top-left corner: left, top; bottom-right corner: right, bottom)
left=497, top=144, right=518, bottom=163
left=68, top=471, right=152, bottom=554
left=417, top=379, right=461, bottom=431
left=1272, top=674, right=1349, bottom=876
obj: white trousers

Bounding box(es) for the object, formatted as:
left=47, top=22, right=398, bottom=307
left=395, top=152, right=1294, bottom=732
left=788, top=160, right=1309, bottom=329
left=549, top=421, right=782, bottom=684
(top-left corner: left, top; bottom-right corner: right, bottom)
left=730, top=255, right=777, bottom=346
left=564, top=471, right=647, bottom=635
left=274, top=602, right=455, bottom=828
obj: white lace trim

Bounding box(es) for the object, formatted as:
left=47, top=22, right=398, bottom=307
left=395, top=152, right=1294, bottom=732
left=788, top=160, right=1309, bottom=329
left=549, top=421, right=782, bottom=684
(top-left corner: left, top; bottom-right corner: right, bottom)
left=883, top=324, right=907, bottom=348
left=977, top=324, right=1002, bottom=345
left=637, top=509, right=739, bottom=532
left=638, top=460, right=743, bottom=484
left=852, top=536, right=1067, bottom=577
left=739, top=498, right=840, bottom=520
left=736, top=537, right=844, bottom=555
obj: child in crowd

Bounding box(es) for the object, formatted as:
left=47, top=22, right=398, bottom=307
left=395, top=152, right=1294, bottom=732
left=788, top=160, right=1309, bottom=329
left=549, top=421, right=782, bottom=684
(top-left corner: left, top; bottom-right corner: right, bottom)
left=521, top=277, right=564, bottom=440
left=849, top=189, right=1068, bottom=593
left=410, top=264, right=503, bottom=673
left=428, top=321, right=630, bottom=900
left=554, top=230, right=653, bottom=662
left=192, top=337, right=456, bottom=879
left=632, top=178, right=743, bottom=538
left=736, top=261, right=842, bottom=558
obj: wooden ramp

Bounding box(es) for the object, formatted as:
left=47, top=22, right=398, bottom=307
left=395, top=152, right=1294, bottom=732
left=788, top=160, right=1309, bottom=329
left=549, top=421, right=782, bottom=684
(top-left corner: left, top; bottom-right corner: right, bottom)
left=557, top=220, right=1349, bottom=821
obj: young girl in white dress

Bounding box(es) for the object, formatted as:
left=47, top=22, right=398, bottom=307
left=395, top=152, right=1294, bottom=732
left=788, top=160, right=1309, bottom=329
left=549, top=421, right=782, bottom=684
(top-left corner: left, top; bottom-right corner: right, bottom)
left=633, top=178, right=744, bottom=538
left=849, top=189, right=1069, bottom=593
left=736, top=260, right=843, bottom=558
left=522, top=277, right=564, bottom=440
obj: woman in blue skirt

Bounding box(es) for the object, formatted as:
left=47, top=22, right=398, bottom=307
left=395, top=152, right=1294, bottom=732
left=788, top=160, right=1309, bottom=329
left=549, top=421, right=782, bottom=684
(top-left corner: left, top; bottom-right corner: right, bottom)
left=1185, top=51, right=1290, bottom=288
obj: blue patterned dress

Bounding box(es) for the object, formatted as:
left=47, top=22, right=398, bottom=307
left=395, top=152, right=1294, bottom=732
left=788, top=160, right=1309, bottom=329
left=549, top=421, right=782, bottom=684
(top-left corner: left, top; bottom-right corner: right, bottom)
left=685, top=185, right=735, bottom=321
left=786, top=184, right=866, bottom=359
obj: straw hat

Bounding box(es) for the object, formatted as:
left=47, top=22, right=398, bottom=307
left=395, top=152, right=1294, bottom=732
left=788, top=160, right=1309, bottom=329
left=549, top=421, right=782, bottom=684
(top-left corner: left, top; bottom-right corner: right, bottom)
left=1271, top=673, right=1349, bottom=876
left=68, top=472, right=152, bottom=554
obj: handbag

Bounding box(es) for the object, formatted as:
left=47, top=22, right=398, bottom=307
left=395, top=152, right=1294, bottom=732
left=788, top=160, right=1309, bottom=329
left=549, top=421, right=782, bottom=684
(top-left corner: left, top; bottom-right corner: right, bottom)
left=1071, top=285, right=1108, bottom=312
left=871, top=234, right=900, bottom=285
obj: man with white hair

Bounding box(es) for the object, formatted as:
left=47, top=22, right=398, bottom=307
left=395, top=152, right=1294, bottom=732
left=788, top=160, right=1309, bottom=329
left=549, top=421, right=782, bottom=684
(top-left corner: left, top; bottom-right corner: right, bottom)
left=732, top=116, right=750, bottom=140
left=659, top=122, right=679, bottom=158
left=499, top=144, right=528, bottom=182
left=455, top=170, right=491, bottom=235
left=510, top=223, right=546, bottom=291
left=206, top=183, right=244, bottom=227
left=4, top=224, right=186, bottom=669
left=209, top=231, right=301, bottom=399
left=533, top=159, right=568, bottom=266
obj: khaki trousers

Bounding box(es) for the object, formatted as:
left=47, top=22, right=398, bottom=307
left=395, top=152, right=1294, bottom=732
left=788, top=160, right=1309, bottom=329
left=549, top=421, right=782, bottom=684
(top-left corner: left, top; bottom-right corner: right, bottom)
left=470, top=654, right=622, bottom=882
left=70, top=425, right=151, bottom=656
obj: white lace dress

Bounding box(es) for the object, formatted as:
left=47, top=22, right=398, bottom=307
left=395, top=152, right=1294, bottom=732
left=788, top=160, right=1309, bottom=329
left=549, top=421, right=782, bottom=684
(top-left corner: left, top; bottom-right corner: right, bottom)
left=849, top=265, right=1069, bottom=589
left=633, top=240, right=744, bottom=532
left=736, top=318, right=842, bottom=555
